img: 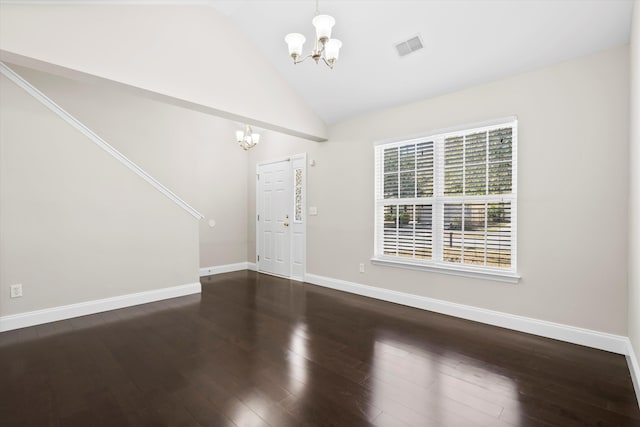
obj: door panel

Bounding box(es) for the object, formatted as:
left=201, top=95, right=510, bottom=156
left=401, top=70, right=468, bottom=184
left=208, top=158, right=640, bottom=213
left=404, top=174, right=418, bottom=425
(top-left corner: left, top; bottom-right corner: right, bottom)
left=257, top=161, right=290, bottom=277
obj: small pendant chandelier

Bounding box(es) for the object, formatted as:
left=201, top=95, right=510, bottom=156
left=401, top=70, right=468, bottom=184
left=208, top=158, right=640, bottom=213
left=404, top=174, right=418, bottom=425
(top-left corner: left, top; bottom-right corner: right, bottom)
left=284, top=0, right=342, bottom=69
left=236, top=124, right=260, bottom=151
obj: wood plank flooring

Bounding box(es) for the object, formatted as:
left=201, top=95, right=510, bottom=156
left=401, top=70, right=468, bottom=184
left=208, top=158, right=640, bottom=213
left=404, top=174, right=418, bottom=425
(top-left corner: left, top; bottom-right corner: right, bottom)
left=1, top=270, right=639, bottom=426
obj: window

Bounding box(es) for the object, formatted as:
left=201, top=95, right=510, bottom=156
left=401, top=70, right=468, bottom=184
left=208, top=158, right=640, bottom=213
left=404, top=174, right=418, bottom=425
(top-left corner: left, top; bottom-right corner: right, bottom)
left=373, top=118, right=518, bottom=282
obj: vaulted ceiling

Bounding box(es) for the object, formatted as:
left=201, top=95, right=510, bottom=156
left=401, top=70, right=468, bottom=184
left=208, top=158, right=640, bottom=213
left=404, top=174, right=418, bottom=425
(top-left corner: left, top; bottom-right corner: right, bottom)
left=211, top=0, right=633, bottom=124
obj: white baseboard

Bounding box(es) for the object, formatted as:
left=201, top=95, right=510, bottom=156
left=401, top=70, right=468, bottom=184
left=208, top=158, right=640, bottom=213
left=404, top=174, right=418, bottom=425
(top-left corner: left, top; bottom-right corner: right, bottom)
left=304, top=273, right=629, bottom=355
left=247, top=262, right=257, bottom=271
left=626, top=340, right=640, bottom=408
left=199, top=262, right=254, bottom=277
left=0, top=282, right=201, bottom=332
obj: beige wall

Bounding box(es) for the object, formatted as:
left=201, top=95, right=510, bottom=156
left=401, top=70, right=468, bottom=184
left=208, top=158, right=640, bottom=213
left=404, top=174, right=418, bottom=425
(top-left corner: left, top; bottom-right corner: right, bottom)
left=628, top=1, right=640, bottom=357
left=249, top=46, right=630, bottom=335
left=12, top=65, right=250, bottom=269
left=0, top=75, right=200, bottom=316
left=1, top=41, right=630, bottom=337
left=0, top=4, right=326, bottom=141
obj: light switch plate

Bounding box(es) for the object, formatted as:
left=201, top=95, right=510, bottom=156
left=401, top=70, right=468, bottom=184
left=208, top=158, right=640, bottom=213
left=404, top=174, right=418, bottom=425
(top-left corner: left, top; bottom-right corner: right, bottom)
left=308, top=206, right=318, bottom=216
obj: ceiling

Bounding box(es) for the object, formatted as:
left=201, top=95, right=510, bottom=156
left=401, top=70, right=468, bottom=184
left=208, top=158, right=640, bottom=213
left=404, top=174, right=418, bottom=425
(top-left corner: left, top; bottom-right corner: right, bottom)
left=210, top=0, right=633, bottom=125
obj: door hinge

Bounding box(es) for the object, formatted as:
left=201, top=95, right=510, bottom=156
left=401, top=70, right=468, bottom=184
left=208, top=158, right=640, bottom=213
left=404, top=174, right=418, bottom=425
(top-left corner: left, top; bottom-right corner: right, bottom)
left=257, top=174, right=260, bottom=181
left=257, top=255, right=260, bottom=261
left=257, top=214, right=260, bottom=221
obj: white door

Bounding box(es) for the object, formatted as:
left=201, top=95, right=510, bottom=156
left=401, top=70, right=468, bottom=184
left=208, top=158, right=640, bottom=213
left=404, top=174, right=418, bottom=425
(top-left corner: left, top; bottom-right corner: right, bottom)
left=257, top=155, right=306, bottom=280
left=257, top=160, right=291, bottom=277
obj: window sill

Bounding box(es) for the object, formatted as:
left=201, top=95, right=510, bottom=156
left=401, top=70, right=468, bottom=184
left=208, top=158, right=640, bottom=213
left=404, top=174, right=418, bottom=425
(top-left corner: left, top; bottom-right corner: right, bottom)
left=370, top=256, right=521, bottom=283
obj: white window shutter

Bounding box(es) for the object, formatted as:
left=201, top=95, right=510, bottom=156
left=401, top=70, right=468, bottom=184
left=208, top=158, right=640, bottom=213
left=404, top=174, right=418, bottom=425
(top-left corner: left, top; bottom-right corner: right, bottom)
left=374, top=119, right=517, bottom=275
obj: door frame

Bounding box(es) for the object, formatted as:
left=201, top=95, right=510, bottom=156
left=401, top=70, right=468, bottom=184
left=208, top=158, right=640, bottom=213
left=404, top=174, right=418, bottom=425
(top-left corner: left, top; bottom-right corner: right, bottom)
left=256, top=153, right=307, bottom=281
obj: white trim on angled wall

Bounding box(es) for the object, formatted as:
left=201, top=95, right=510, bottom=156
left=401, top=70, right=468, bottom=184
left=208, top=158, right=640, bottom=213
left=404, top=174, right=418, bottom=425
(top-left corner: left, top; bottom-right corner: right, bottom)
left=304, top=273, right=629, bottom=355
left=0, top=61, right=204, bottom=220
left=0, top=282, right=201, bottom=332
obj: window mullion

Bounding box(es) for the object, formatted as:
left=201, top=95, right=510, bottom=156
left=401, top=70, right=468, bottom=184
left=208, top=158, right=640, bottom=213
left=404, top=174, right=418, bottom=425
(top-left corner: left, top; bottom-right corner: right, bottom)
left=433, top=136, right=444, bottom=262
left=485, top=130, right=489, bottom=196
left=414, top=144, right=418, bottom=199
left=395, top=203, right=399, bottom=256
left=412, top=204, right=417, bottom=258
left=484, top=132, right=489, bottom=266
left=484, top=201, right=488, bottom=266
left=461, top=134, right=466, bottom=264
left=396, top=147, right=400, bottom=201
left=462, top=133, right=466, bottom=196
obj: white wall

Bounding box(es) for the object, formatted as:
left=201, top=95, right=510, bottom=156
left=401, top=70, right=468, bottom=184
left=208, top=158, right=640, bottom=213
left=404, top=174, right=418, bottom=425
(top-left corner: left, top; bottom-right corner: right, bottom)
left=0, top=74, right=200, bottom=317
left=0, top=4, right=326, bottom=141
left=628, top=1, right=640, bottom=360
left=12, top=65, right=250, bottom=269
left=250, top=46, right=630, bottom=335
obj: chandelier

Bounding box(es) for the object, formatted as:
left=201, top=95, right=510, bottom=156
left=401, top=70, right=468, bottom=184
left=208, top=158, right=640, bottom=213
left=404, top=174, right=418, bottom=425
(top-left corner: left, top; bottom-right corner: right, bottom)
left=236, top=124, right=260, bottom=150
left=284, top=0, right=342, bottom=69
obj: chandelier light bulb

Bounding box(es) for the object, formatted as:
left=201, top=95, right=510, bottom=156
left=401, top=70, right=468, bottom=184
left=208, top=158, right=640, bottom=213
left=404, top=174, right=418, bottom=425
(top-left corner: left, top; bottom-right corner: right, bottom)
left=285, top=33, right=306, bottom=58
left=312, top=14, right=335, bottom=41
left=325, top=38, right=342, bottom=62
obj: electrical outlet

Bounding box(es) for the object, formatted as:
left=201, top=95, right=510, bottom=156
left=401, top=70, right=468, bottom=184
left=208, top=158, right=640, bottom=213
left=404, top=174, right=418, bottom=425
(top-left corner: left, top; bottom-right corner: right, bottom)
left=359, top=263, right=365, bottom=273
left=10, top=284, right=23, bottom=298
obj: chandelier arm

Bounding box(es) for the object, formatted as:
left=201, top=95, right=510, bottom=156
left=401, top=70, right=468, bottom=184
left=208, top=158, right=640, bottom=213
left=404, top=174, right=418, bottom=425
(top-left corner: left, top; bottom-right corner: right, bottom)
left=293, top=53, right=314, bottom=64
left=320, top=56, right=334, bottom=69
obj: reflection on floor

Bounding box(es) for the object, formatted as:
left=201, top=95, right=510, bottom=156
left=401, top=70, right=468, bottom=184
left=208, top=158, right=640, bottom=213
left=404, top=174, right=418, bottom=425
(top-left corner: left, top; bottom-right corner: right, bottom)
left=1, top=270, right=639, bottom=426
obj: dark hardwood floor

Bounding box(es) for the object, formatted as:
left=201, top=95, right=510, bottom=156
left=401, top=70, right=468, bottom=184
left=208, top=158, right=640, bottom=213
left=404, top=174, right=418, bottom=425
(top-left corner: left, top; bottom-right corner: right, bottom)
left=1, top=271, right=639, bottom=426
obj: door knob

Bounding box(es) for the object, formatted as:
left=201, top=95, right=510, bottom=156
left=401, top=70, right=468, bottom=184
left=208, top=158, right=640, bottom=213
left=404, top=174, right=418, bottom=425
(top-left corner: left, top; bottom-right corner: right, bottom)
left=284, top=222, right=289, bottom=227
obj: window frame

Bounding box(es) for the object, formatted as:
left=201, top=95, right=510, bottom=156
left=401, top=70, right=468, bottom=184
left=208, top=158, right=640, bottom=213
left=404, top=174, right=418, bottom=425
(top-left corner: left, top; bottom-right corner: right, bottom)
left=372, top=117, right=520, bottom=283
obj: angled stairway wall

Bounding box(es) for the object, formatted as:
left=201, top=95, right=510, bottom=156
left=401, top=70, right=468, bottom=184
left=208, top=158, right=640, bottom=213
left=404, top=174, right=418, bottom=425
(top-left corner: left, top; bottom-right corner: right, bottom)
left=0, top=70, right=201, bottom=329
left=9, top=64, right=251, bottom=271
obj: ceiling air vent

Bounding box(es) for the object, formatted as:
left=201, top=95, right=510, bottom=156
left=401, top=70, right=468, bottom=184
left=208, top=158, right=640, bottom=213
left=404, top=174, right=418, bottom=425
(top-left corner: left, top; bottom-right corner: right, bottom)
left=395, top=35, right=424, bottom=57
